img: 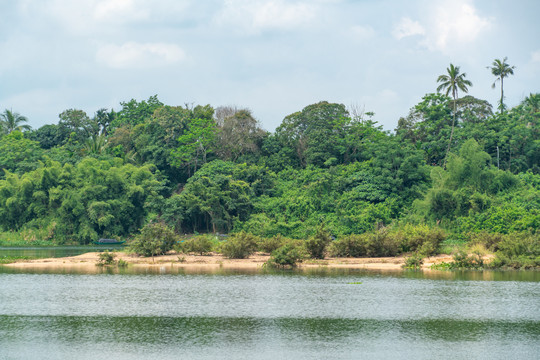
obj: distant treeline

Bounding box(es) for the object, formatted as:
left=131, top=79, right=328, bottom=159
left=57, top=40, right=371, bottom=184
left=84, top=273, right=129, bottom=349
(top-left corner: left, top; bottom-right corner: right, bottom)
left=0, top=91, right=538, bottom=251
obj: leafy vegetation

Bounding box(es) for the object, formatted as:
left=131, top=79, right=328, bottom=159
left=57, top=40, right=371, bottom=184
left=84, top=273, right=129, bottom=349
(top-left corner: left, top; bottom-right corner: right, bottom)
left=220, top=231, right=259, bottom=259
left=128, top=222, right=177, bottom=259
left=265, top=244, right=303, bottom=268
left=96, top=251, right=117, bottom=266
left=0, top=64, right=538, bottom=269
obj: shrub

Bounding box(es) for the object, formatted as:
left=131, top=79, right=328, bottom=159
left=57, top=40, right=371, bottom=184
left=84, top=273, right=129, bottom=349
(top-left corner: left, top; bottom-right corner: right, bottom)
left=491, top=233, right=540, bottom=269
left=305, top=226, right=332, bottom=259
left=327, top=235, right=366, bottom=257
left=96, top=251, right=116, bottom=266
left=266, top=244, right=303, bottom=268
left=129, top=222, right=177, bottom=258
left=220, top=231, right=259, bottom=259
left=363, top=229, right=400, bottom=257
left=258, top=234, right=287, bottom=254
left=396, top=224, right=446, bottom=255
left=451, top=250, right=484, bottom=269
left=403, top=252, right=424, bottom=269
left=117, top=258, right=128, bottom=267
left=179, top=235, right=215, bottom=255
left=468, top=231, right=505, bottom=252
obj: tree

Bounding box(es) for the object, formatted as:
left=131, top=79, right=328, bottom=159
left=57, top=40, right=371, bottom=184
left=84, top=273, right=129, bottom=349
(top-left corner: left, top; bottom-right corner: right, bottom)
left=110, top=95, right=163, bottom=130
left=0, top=109, right=31, bottom=134
left=437, top=64, right=473, bottom=168
left=488, top=57, right=515, bottom=112
left=28, top=124, right=69, bottom=149
left=216, top=109, right=266, bottom=161
left=171, top=117, right=217, bottom=176
left=128, top=222, right=177, bottom=261
left=93, top=108, right=116, bottom=136
left=58, top=109, right=94, bottom=142
left=0, top=132, right=43, bottom=177
left=275, top=101, right=350, bottom=167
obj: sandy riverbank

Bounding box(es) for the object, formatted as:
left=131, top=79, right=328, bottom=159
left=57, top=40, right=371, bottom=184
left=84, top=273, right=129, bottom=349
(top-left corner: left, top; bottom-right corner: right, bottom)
left=4, top=251, right=462, bottom=272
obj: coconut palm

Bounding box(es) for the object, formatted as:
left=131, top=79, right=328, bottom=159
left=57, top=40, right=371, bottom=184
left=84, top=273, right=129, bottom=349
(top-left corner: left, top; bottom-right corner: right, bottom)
left=523, top=93, right=540, bottom=114
left=0, top=109, right=31, bottom=134
left=488, top=57, right=515, bottom=112
left=84, top=134, right=107, bottom=155
left=436, top=64, right=473, bottom=167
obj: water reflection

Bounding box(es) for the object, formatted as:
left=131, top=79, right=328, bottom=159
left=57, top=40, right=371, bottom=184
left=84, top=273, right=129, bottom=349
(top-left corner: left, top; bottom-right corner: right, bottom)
left=1, top=315, right=538, bottom=360
left=0, top=245, right=124, bottom=258
left=1, top=262, right=539, bottom=282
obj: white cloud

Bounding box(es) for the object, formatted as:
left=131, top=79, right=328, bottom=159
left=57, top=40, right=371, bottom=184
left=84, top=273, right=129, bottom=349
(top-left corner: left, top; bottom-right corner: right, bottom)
left=96, top=42, right=185, bottom=69
left=392, top=17, right=425, bottom=40
left=531, top=50, right=540, bottom=63
left=93, top=0, right=149, bottom=22
left=423, top=0, right=492, bottom=53
left=351, top=25, right=375, bottom=40
left=216, top=0, right=318, bottom=33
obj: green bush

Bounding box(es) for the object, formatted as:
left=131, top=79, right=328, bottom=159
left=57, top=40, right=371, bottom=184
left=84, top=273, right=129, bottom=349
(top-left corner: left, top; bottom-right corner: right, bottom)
left=395, top=224, right=446, bottom=255
left=468, top=231, right=505, bottom=252
left=451, top=250, right=484, bottom=269
left=403, top=252, right=424, bottom=269
left=491, top=233, right=540, bottom=269
left=305, top=226, right=332, bottom=259
left=96, top=251, right=116, bottom=266
left=327, top=230, right=402, bottom=258
left=220, top=231, right=259, bottom=259
left=179, top=235, right=215, bottom=255
left=258, top=234, right=287, bottom=254
left=266, top=244, right=303, bottom=268
left=117, top=258, right=128, bottom=267
left=327, top=235, right=367, bottom=257
left=362, top=229, right=400, bottom=257
left=129, top=222, right=177, bottom=258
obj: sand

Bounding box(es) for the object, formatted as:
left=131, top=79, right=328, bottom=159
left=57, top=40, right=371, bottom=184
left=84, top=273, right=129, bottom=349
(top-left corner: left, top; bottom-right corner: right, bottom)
left=3, top=251, right=463, bottom=273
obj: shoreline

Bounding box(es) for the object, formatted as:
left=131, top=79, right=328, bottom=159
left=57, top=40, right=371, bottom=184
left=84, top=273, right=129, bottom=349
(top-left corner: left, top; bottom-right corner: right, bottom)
left=4, top=251, right=459, bottom=272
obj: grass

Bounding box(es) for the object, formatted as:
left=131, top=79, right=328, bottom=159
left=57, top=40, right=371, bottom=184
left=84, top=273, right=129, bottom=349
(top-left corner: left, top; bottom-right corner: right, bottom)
left=0, top=230, right=57, bottom=247
left=0, top=255, right=37, bottom=264
left=438, top=237, right=468, bottom=255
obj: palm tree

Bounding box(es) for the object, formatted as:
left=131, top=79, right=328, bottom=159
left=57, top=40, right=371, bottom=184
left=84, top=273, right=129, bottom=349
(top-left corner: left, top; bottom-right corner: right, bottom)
left=488, top=57, right=515, bottom=112
left=0, top=109, right=31, bottom=134
left=436, top=64, right=473, bottom=167
left=84, top=134, right=107, bottom=155
left=523, top=93, right=540, bottom=114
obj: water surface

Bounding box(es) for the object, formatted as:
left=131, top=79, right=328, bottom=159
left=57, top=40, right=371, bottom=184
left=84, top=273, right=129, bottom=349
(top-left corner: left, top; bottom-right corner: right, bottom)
left=0, top=270, right=538, bottom=359
left=0, top=245, right=124, bottom=259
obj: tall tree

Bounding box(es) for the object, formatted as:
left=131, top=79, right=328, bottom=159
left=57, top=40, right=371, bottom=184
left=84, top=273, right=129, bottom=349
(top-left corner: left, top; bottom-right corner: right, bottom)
left=436, top=64, right=472, bottom=167
left=0, top=109, right=31, bottom=134
left=488, top=57, right=515, bottom=112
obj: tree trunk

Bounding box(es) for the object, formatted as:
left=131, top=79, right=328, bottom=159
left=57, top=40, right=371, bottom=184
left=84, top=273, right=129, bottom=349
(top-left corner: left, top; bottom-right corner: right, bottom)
left=443, top=99, right=457, bottom=168
left=500, top=77, right=504, bottom=111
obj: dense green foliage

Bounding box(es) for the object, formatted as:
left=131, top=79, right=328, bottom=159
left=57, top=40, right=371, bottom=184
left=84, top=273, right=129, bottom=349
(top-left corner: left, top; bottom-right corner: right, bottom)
left=266, top=244, right=303, bottom=268
left=128, top=222, right=177, bottom=257
left=220, top=231, right=259, bottom=259
left=1, top=82, right=538, bottom=268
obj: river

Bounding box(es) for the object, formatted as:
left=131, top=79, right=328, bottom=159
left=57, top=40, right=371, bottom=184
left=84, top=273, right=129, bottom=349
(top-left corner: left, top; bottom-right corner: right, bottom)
left=0, top=261, right=538, bottom=359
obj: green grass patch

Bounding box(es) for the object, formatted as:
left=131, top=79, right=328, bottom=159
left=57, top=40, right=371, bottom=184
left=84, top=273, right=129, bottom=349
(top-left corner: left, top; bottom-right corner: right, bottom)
left=438, top=237, right=468, bottom=255
left=0, top=255, right=37, bottom=264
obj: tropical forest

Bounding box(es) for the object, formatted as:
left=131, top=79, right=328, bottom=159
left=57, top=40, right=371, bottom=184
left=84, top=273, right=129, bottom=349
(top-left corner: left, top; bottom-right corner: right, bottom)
left=1, top=61, right=539, bottom=269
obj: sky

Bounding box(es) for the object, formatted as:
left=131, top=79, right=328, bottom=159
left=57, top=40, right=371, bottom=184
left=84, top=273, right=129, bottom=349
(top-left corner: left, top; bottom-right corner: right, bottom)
left=0, top=0, right=539, bottom=132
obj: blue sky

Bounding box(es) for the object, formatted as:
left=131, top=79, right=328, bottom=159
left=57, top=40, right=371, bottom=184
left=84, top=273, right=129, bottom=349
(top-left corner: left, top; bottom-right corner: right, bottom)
left=0, top=0, right=539, bottom=132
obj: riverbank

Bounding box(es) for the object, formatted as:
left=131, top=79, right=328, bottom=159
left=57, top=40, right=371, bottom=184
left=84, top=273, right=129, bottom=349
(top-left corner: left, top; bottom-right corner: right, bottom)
left=4, top=251, right=473, bottom=272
